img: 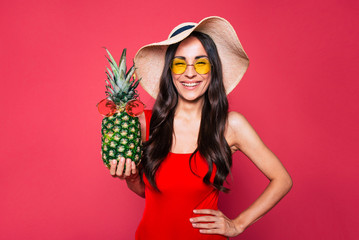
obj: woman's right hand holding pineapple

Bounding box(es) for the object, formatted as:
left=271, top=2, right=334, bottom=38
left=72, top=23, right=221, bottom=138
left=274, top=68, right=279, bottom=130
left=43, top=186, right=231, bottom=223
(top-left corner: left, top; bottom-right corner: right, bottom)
left=109, top=157, right=139, bottom=181
left=109, top=157, right=146, bottom=198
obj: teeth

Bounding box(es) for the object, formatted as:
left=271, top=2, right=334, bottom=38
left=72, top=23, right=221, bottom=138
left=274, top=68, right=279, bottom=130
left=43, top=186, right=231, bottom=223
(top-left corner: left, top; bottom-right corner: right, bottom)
left=182, top=82, right=200, bottom=87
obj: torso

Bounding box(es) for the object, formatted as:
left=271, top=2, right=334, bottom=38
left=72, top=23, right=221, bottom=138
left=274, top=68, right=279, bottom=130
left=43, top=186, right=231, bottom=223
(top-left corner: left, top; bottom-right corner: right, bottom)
left=136, top=110, right=227, bottom=239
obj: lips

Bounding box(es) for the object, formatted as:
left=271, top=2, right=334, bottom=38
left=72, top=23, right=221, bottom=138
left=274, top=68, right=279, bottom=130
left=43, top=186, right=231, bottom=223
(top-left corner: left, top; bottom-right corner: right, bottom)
left=181, top=81, right=201, bottom=87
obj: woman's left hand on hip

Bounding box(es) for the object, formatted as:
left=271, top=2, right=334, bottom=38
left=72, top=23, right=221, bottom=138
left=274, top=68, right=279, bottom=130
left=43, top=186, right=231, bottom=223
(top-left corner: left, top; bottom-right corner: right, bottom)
left=190, top=209, right=243, bottom=237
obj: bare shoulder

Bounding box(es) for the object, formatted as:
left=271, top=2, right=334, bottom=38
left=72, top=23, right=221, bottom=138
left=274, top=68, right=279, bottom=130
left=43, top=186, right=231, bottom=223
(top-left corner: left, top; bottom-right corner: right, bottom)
left=227, top=111, right=253, bottom=139
left=138, top=111, right=147, bottom=142
left=227, top=111, right=248, bottom=130
left=226, top=111, right=261, bottom=152
left=138, top=111, right=146, bottom=126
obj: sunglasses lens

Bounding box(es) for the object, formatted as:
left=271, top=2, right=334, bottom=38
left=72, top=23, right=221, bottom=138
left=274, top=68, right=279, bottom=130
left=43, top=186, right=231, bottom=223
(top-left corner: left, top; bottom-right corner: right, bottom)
left=194, top=58, right=211, bottom=74
left=125, top=99, right=145, bottom=117
left=171, top=58, right=187, bottom=74
left=97, top=98, right=117, bottom=117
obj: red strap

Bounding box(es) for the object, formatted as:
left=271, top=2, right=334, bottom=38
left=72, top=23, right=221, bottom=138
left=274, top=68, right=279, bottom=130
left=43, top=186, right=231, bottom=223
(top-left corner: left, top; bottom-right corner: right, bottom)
left=144, top=109, right=152, bottom=141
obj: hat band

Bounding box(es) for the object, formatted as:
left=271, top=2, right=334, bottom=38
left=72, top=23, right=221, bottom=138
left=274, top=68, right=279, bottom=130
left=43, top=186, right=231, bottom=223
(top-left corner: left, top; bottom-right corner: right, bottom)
left=169, top=25, right=195, bottom=38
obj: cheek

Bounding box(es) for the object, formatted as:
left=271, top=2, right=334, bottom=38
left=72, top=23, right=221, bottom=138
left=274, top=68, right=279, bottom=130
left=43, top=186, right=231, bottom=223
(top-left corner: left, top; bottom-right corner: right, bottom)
left=171, top=74, right=180, bottom=87
left=204, top=75, right=211, bottom=89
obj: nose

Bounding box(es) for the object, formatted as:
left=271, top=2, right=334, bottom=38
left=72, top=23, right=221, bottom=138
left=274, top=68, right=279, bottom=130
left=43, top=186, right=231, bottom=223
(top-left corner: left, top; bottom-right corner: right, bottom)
left=184, top=64, right=197, bottom=79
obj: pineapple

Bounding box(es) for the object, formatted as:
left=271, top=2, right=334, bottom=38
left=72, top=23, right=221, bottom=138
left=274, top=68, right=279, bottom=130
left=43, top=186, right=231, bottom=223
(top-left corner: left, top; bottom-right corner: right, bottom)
left=99, top=48, right=143, bottom=169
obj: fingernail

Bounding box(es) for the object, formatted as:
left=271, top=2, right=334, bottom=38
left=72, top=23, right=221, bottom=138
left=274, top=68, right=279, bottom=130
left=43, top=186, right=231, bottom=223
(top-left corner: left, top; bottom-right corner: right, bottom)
left=111, top=160, right=117, bottom=165
left=189, top=218, right=193, bottom=222
left=193, top=210, right=198, bottom=213
left=120, top=158, right=125, bottom=162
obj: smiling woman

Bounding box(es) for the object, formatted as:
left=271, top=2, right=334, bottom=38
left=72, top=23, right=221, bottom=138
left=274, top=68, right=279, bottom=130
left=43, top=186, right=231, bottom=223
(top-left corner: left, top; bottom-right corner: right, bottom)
left=108, top=16, right=293, bottom=239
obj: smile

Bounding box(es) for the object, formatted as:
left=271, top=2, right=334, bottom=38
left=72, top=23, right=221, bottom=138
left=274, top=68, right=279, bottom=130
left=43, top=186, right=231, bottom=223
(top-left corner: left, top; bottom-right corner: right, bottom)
left=181, top=82, right=201, bottom=87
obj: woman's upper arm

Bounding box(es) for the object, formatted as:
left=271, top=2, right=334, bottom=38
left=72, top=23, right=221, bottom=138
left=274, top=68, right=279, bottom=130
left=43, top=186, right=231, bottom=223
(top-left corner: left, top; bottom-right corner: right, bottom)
left=138, top=111, right=147, bottom=142
left=227, top=111, right=292, bottom=183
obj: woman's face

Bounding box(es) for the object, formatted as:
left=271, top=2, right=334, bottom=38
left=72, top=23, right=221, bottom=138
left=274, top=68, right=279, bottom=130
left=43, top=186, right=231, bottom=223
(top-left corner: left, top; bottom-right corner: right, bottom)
left=171, top=36, right=211, bottom=102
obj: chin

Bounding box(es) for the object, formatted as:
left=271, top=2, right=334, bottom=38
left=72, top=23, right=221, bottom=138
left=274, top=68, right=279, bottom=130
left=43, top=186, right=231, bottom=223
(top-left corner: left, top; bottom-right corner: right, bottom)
left=179, top=93, right=205, bottom=102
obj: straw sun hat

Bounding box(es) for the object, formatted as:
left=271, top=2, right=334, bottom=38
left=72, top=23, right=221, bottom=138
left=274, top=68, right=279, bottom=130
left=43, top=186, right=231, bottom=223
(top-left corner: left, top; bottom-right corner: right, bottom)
left=134, top=16, right=249, bottom=99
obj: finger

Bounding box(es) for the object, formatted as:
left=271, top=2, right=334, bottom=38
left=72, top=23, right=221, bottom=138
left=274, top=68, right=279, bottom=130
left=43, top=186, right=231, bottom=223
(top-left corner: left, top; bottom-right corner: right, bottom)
left=190, top=216, right=218, bottom=223
left=192, top=222, right=217, bottom=229
left=124, top=158, right=132, bottom=177
left=198, top=229, right=220, bottom=234
left=109, top=160, right=118, bottom=176
left=193, top=209, right=221, bottom=216
left=131, top=161, right=137, bottom=175
left=116, top=157, right=125, bottom=177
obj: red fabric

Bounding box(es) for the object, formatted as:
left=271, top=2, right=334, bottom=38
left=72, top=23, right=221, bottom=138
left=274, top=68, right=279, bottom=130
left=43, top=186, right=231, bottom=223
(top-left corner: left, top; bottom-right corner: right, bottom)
left=136, top=110, right=226, bottom=240
left=144, top=109, right=152, bottom=141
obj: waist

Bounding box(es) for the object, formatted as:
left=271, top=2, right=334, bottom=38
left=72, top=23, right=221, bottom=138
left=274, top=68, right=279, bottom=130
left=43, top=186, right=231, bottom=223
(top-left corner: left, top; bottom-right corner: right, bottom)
left=136, top=189, right=225, bottom=240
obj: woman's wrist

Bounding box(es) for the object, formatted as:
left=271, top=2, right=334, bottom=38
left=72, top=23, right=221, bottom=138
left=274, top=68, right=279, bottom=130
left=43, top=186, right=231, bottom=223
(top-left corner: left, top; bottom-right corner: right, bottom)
left=125, top=172, right=140, bottom=182
left=126, top=175, right=145, bottom=198
left=233, top=212, right=250, bottom=234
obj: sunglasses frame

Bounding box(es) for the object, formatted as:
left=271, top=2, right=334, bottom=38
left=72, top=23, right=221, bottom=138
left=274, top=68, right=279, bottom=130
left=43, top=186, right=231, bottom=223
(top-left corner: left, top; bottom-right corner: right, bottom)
left=170, top=57, right=211, bottom=75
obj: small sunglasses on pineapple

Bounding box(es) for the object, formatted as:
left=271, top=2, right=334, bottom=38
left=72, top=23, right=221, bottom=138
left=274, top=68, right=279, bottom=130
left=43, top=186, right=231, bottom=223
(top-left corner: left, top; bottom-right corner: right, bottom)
left=170, top=57, right=211, bottom=75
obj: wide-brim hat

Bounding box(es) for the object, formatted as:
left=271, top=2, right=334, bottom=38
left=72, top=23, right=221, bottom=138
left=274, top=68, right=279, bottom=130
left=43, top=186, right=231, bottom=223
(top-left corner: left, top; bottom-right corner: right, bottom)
left=134, top=16, right=249, bottom=99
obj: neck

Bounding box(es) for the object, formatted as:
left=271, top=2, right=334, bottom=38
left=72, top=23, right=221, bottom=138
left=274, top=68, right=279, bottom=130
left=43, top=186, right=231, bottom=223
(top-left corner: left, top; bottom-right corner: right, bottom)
left=175, top=96, right=204, bottom=120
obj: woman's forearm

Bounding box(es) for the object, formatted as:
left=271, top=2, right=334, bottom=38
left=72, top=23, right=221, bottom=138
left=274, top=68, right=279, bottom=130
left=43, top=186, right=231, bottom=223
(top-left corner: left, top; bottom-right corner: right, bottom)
left=126, top=177, right=146, bottom=198
left=234, top=175, right=293, bottom=231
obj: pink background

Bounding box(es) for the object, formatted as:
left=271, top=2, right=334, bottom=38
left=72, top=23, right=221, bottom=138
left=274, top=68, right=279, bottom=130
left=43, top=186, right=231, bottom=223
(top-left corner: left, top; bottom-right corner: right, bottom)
left=1, top=0, right=358, bottom=239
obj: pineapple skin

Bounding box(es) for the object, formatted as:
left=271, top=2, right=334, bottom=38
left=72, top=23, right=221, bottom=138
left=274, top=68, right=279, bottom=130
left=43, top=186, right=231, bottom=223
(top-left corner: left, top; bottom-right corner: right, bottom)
left=101, top=111, right=142, bottom=169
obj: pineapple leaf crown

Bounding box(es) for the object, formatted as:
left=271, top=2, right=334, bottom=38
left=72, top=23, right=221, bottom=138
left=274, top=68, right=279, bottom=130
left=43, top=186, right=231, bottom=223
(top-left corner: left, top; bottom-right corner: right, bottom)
left=104, top=48, right=141, bottom=106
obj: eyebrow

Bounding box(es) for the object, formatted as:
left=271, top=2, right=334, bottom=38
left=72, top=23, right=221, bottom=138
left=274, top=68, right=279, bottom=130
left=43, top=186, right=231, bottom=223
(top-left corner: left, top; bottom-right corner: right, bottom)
left=173, top=55, right=209, bottom=60
left=195, top=55, right=208, bottom=59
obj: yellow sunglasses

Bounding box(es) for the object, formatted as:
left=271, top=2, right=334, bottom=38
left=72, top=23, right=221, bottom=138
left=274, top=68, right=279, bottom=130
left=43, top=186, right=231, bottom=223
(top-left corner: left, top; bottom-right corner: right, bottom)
left=170, top=57, right=211, bottom=75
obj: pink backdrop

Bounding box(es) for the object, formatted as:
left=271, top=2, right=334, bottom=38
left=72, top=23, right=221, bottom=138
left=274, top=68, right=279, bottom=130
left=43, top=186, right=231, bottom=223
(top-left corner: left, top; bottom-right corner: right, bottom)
left=1, top=0, right=358, bottom=239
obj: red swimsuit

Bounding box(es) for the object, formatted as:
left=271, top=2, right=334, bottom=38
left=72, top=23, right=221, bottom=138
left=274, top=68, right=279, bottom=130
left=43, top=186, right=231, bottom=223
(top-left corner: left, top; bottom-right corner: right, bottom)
left=135, top=110, right=227, bottom=240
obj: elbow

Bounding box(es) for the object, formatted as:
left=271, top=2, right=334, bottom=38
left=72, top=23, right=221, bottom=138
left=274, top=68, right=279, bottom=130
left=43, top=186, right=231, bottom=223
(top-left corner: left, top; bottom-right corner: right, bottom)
left=273, top=173, right=293, bottom=194
left=284, top=174, right=293, bottom=193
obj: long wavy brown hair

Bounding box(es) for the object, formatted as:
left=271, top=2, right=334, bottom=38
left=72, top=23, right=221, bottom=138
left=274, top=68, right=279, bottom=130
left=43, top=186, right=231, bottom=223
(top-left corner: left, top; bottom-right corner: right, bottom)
left=140, top=31, right=232, bottom=193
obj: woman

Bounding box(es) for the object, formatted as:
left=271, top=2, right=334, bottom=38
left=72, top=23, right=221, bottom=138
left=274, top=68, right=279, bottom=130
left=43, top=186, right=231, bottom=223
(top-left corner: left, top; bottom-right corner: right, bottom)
left=109, top=16, right=292, bottom=239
